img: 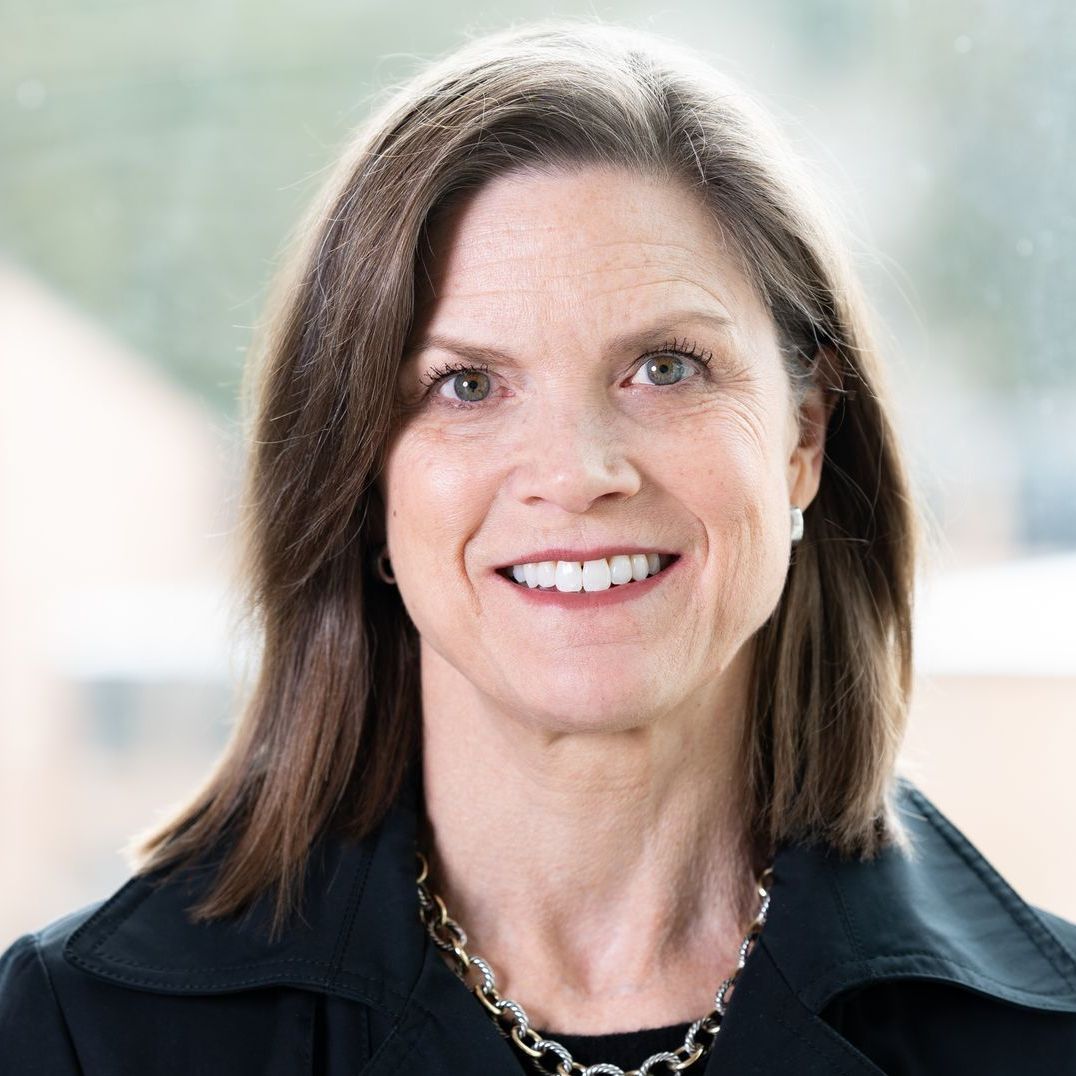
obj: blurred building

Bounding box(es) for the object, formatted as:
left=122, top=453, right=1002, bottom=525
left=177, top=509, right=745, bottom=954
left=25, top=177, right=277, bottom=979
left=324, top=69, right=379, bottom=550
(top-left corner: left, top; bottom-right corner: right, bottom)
left=900, top=552, right=1076, bottom=920
left=0, top=261, right=243, bottom=938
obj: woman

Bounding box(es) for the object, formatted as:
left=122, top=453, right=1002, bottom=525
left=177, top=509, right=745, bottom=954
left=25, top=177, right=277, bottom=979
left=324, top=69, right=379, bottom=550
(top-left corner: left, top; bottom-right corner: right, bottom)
left=3, top=19, right=1075, bottom=1076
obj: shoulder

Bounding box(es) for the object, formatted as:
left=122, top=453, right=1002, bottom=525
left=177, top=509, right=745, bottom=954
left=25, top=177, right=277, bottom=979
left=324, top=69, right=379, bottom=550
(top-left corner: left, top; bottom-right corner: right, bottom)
left=1032, top=902, right=1076, bottom=964
left=0, top=901, right=107, bottom=1074
left=810, top=780, right=1076, bottom=1072
left=1, top=899, right=108, bottom=995
left=1, top=889, right=318, bottom=1076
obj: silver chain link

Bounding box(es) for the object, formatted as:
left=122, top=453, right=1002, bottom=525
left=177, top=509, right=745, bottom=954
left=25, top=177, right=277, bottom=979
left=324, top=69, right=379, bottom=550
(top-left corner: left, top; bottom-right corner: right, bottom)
left=416, top=849, right=774, bottom=1076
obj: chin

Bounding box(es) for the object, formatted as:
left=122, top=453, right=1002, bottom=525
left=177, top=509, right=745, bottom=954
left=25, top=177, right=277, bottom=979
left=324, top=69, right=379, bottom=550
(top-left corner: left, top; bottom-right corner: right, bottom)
left=512, top=678, right=668, bottom=734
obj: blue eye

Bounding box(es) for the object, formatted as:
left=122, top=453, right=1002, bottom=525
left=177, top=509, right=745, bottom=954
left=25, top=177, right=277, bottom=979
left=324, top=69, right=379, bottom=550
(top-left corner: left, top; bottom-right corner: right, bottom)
left=631, top=342, right=712, bottom=387
left=422, top=363, right=493, bottom=405
left=636, top=355, right=689, bottom=386
left=413, top=363, right=492, bottom=408
left=417, top=337, right=713, bottom=410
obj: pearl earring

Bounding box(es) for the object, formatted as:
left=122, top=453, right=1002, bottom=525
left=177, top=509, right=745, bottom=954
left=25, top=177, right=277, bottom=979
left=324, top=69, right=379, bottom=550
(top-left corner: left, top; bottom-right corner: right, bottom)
left=790, top=506, right=804, bottom=546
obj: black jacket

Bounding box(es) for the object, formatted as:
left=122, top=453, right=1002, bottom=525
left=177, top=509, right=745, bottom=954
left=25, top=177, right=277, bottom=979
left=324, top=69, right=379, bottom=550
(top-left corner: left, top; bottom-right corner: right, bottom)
left=3, top=765, right=1076, bottom=1074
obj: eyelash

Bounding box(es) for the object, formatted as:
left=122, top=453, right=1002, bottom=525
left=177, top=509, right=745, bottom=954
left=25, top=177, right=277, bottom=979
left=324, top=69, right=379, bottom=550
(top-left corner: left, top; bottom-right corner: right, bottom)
left=417, top=337, right=715, bottom=409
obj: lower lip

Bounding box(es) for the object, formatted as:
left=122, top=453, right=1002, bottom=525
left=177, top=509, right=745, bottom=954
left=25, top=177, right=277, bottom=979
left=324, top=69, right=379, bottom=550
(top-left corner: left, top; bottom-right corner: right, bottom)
left=494, top=556, right=682, bottom=608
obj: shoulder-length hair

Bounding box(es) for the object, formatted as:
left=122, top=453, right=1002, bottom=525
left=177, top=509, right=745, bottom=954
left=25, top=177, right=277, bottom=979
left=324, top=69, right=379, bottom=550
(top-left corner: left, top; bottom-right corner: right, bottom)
left=129, top=18, right=922, bottom=939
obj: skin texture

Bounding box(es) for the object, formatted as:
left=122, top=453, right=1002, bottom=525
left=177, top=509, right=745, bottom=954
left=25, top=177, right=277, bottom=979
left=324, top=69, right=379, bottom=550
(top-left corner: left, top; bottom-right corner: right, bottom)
left=379, top=165, right=829, bottom=1033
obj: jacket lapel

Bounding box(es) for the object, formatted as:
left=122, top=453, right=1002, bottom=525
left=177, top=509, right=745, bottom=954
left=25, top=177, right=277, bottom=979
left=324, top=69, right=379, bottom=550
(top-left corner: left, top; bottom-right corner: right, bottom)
left=760, top=778, right=1076, bottom=1016
left=698, top=940, right=889, bottom=1074
left=63, top=759, right=429, bottom=1015
left=63, top=763, right=1076, bottom=1075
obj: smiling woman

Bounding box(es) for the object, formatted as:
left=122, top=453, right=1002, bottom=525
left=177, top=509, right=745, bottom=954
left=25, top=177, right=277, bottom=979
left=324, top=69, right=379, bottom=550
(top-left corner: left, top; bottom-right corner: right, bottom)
left=3, top=16, right=1075, bottom=1076
left=380, top=165, right=830, bottom=737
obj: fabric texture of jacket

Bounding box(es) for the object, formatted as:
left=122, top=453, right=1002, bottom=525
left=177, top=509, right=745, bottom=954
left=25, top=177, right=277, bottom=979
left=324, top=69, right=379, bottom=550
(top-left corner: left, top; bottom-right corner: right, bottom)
left=3, top=761, right=1076, bottom=1074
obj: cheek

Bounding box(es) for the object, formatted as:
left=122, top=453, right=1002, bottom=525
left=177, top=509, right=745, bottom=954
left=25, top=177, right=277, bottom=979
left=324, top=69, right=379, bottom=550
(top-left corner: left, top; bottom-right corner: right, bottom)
left=681, top=399, right=783, bottom=506
left=681, top=411, right=792, bottom=601
left=383, top=430, right=493, bottom=573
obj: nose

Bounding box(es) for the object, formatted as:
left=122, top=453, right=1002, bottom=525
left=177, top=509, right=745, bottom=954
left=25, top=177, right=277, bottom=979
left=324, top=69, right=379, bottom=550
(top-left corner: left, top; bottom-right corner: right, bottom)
left=503, top=396, right=643, bottom=514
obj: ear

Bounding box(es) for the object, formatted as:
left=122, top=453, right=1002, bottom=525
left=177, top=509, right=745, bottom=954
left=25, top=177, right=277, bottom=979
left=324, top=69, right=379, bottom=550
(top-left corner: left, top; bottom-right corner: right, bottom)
left=366, top=477, right=388, bottom=547
left=787, top=346, right=840, bottom=510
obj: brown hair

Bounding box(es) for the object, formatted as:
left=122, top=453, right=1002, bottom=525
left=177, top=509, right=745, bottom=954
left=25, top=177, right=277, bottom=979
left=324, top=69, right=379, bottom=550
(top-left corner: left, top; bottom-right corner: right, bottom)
left=129, top=17, right=922, bottom=939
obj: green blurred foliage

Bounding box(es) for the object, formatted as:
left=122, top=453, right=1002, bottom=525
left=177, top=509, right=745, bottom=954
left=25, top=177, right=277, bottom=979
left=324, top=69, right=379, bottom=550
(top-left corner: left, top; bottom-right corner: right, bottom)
left=2, top=0, right=1073, bottom=418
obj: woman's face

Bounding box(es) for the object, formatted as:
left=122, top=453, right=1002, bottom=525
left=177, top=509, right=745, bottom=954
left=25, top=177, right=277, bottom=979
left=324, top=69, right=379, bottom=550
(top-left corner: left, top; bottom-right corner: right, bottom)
left=381, top=165, right=827, bottom=731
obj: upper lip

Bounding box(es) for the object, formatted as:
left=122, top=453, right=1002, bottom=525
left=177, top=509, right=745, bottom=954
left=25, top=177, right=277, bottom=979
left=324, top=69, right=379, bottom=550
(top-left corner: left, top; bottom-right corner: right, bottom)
left=494, top=546, right=679, bottom=570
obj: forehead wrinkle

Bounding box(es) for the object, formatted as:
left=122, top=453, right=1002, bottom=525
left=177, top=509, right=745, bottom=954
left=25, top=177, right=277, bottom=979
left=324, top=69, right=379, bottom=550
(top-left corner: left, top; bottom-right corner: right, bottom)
left=439, top=238, right=720, bottom=280
left=430, top=264, right=740, bottom=313
left=434, top=214, right=719, bottom=256
left=523, top=258, right=724, bottom=288
left=427, top=279, right=741, bottom=339
left=577, top=274, right=737, bottom=308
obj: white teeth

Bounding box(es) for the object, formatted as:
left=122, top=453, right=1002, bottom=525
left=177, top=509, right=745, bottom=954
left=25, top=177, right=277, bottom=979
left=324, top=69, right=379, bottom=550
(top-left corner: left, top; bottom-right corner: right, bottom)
left=505, top=553, right=672, bottom=592
left=555, top=560, right=582, bottom=592
left=581, top=559, right=611, bottom=592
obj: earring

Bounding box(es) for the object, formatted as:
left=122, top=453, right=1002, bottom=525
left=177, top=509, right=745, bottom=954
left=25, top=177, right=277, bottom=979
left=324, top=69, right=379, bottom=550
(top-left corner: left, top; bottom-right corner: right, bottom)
left=790, top=506, right=804, bottom=546
left=374, top=545, right=396, bottom=585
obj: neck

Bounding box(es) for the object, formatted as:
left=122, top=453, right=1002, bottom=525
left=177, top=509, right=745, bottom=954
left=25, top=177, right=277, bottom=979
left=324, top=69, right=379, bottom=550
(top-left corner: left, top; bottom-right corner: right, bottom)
left=416, top=641, right=768, bottom=1034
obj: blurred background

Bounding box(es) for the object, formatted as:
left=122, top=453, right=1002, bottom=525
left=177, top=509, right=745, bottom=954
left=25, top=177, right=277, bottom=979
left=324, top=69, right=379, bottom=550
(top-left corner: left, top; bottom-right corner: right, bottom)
left=2, top=0, right=1074, bottom=948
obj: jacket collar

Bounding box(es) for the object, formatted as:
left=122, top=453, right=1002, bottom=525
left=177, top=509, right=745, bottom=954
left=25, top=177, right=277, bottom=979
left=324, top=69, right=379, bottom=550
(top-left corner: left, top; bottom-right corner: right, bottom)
left=765, top=779, right=1076, bottom=1015
left=63, top=760, right=1076, bottom=1023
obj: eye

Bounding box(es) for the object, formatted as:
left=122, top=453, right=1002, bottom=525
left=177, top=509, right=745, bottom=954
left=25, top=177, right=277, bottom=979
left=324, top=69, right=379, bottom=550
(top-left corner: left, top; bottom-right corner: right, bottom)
left=416, top=336, right=715, bottom=410
left=418, top=361, right=494, bottom=407
left=631, top=354, right=694, bottom=387
left=629, top=338, right=713, bottom=387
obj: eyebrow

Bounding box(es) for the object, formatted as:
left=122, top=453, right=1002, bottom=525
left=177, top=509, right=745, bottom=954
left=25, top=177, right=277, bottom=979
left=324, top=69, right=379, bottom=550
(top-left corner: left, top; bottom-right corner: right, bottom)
left=401, top=308, right=736, bottom=367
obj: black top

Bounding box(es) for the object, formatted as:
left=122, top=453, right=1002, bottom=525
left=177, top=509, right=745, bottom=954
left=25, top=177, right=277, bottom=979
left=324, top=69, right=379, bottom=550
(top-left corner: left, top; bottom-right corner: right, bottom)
left=5, top=768, right=1076, bottom=1074
left=513, top=1020, right=695, bottom=1073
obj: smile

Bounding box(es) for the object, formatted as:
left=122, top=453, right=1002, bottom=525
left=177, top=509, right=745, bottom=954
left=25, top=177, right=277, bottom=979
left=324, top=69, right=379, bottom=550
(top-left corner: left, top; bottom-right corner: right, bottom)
left=495, top=554, right=681, bottom=607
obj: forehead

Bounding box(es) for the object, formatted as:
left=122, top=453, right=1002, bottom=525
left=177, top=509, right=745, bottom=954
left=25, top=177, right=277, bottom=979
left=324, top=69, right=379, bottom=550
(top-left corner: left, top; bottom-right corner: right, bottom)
left=413, top=166, right=766, bottom=333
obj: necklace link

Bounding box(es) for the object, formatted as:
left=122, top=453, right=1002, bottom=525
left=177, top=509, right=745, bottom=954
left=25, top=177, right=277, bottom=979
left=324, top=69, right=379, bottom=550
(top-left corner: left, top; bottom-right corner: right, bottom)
left=416, top=849, right=775, bottom=1075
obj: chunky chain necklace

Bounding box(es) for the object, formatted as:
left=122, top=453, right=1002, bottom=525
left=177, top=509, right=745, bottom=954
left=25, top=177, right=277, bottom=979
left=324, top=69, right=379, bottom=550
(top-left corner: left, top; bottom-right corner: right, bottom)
left=416, top=849, right=774, bottom=1076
